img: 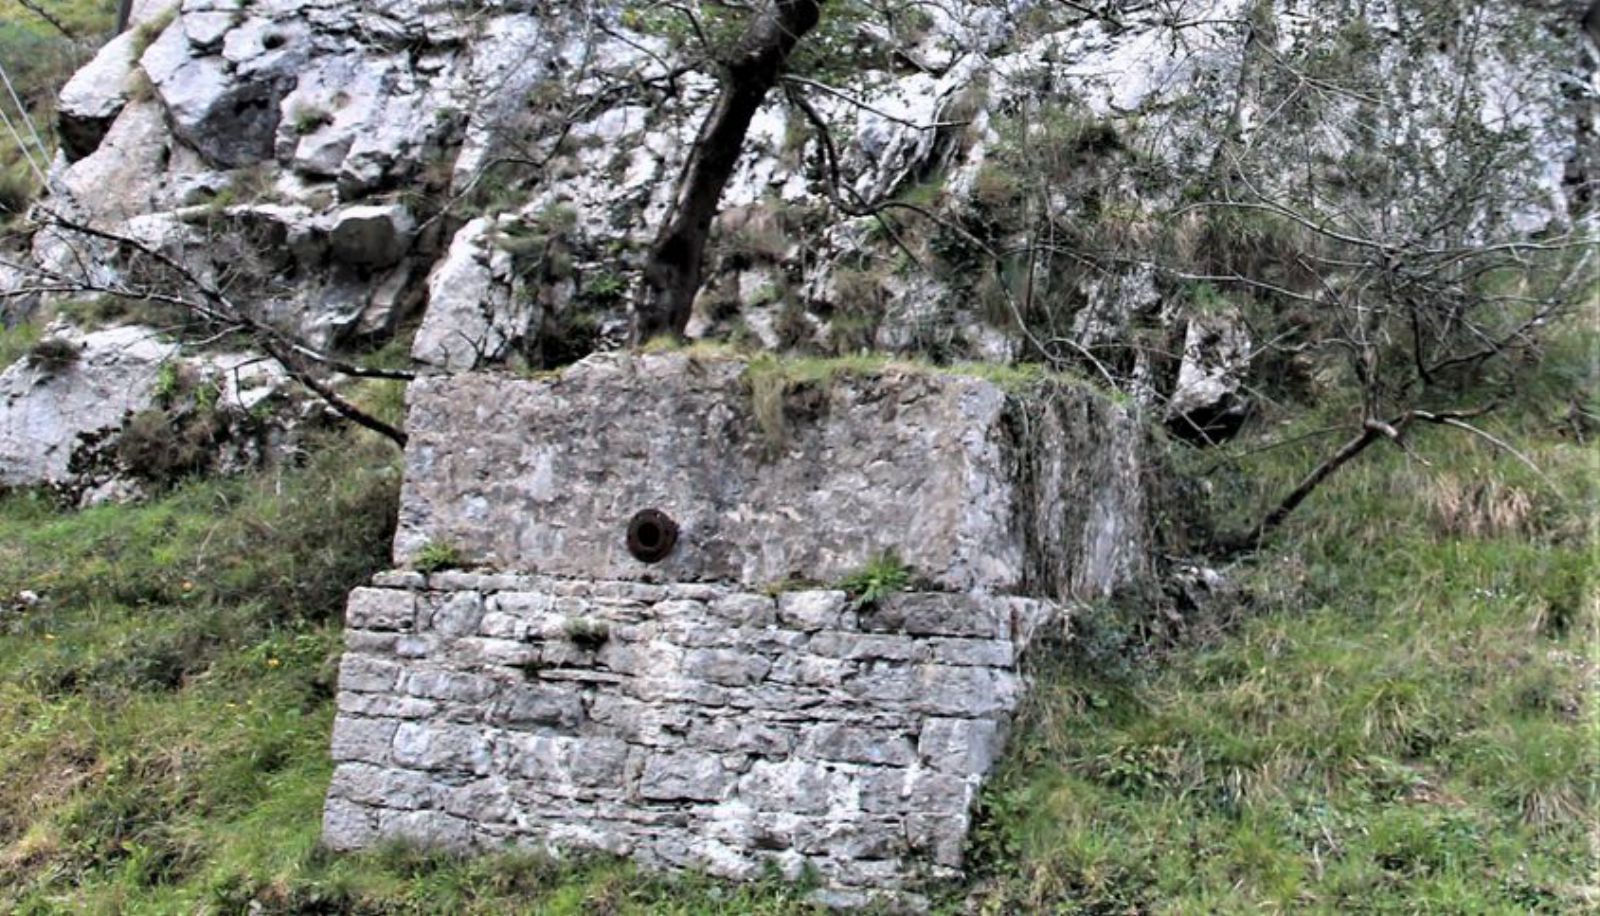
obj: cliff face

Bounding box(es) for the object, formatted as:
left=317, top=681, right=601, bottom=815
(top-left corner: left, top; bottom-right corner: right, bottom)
left=0, top=0, right=1594, bottom=491
left=20, top=1, right=1597, bottom=347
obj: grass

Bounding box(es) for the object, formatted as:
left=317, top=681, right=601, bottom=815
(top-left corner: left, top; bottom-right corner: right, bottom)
left=0, top=1, right=119, bottom=222
left=0, top=319, right=43, bottom=369
left=964, top=328, right=1598, bottom=913
left=0, top=328, right=1593, bottom=912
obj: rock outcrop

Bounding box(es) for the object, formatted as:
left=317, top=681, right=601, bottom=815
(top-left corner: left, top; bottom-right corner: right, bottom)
left=15, top=0, right=1587, bottom=406
left=0, top=324, right=297, bottom=501
left=0, top=326, right=177, bottom=489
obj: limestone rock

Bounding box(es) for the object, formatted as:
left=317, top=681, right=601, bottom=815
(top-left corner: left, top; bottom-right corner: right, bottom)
left=329, top=204, right=415, bottom=268
left=1165, top=311, right=1253, bottom=445
left=0, top=324, right=298, bottom=499
left=0, top=325, right=177, bottom=488
left=19, top=0, right=1586, bottom=390
left=141, top=14, right=302, bottom=168
left=410, top=217, right=536, bottom=371
left=58, top=100, right=174, bottom=226
left=55, top=30, right=141, bottom=161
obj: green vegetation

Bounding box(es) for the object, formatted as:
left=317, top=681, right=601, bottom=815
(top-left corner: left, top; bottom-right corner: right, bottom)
left=562, top=617, right=610, bottom=651
left=0, top=429, right=401, bottom=913
left=838, top=551, right=912, bottom=612
left=290, top=105, right=333, bottom=136
left=129, top=7, right=177, bottom=57
left=412, top=541, right=465, bottom=574
left=964, top=328, right=1598, bottom=913
left=0, top=319, right=43, bottom=369
left=0, top=1, right=120, bottom=221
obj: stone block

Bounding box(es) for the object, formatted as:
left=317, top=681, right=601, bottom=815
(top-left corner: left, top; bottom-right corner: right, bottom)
left=321, top=796, right=379, bottom=851
left=338, top=655, right=402, bottom=693
left=708, top=593, right=777, bottom=626
left=638, top=751, right=734, bottom=802
left=392, top=722, right=491, bottom=775
left=330, top=716, right=398, bottom=765
left=393, top=353, right=1152, bottom=601
left=428, top=591, right=484, bottom=637
left=917, top=718, right=1004, bottom=775
left=327, top=762, right=437, bottom=810
left=682, top=648, right=772, bottom=687
left=777, top=591, right=848, bottom=631
left=738, top=759, right=845, bottom=814
left=926, top=637, right=1014, bottom=667
left=491, top=684, right=584, bottom=728
left=797, top=723, right=917, bottom=767
left=346, top=587, right=417, bottom=631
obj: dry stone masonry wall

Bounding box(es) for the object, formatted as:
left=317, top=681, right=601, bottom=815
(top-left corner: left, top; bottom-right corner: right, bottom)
left=323, top=573, right=1055, bottom=890
left=325, top=352, right=1158, bottom=893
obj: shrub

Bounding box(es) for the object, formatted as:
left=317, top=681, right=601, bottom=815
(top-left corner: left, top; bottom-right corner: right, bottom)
left=26, top=336, right=79, bottom=373
left=291, top=105, right=332, bottom=135
left=115, top=405, right=226, bottom=485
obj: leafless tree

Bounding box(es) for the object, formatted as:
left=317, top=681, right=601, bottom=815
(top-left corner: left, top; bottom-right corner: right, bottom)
left=3, top=209, right=412, bottom=446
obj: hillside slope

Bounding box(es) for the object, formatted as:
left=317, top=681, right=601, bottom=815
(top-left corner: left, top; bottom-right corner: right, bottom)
left=0, top=327, right=1592, bottom=914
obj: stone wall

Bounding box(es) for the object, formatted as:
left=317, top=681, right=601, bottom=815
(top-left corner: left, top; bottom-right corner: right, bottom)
left=326, top=352, right=1157, bottom=894
left=396, top=352, right=1153, bottom=602
left=323, top=571, right=1058, bottom=891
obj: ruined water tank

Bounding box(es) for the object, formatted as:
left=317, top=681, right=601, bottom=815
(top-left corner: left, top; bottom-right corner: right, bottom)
left=324, top=351, right=1157, bottom=899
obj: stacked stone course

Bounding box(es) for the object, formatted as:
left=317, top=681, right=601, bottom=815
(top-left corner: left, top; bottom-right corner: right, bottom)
left=324, top=571, right=1056, bottom=888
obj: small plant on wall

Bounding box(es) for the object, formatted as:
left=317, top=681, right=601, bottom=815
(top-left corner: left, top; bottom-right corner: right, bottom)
left=563, top=617, right=610, bottom=651
left=839, top=551, right=911, bottom=612
left=413, top=541, right=464, bottom=574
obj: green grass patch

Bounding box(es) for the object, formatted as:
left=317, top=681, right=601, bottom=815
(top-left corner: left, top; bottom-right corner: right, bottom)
left=963, top=327, right=1598, bottom=913
left=0, top=320, right=42, bottom=370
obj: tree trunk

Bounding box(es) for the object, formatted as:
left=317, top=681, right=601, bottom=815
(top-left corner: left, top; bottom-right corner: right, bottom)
left=633, top=0, right=824, bottom=342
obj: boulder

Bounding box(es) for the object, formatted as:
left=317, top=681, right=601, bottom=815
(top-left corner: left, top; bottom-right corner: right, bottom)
left=1165, top=311, right=1253, bottom=445
left=329, top=204, right=415, bottom=269
left=0, top=324, right=295, bottom=499
left=55, top=30, right=140, bottom=161
left=0, top=326, right=177, bottom=488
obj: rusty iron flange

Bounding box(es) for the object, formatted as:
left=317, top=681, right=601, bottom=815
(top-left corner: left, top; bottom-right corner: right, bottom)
left=626, top=509, right=678, bottom=563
